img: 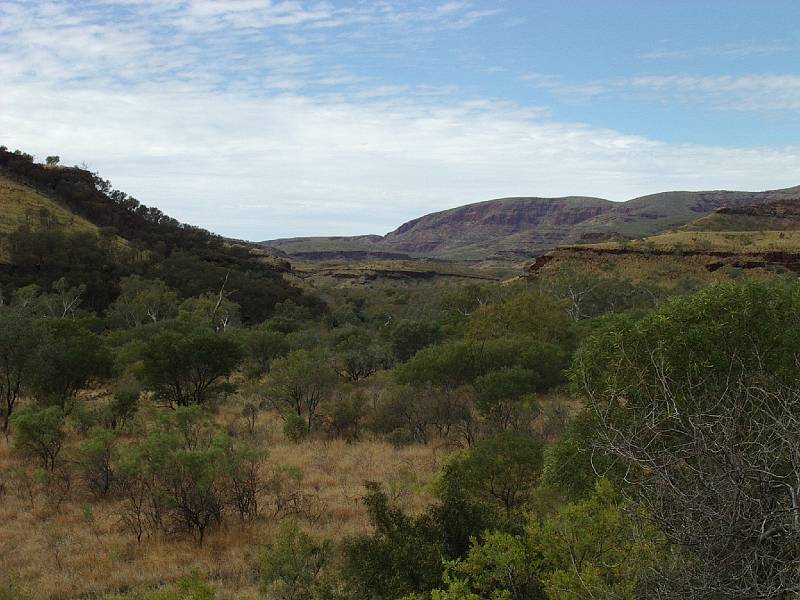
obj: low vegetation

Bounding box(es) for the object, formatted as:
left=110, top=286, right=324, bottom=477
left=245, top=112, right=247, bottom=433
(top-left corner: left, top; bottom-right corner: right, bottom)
left=3, top=150, right=800, bottom=599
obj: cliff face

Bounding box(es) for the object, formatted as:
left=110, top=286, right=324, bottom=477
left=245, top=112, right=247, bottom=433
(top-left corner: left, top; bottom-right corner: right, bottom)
left=382, top=196, right=613, bottom=256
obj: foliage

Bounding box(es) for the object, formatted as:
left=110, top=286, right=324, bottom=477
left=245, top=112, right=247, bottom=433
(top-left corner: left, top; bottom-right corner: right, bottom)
left=528, top=479, right=661, bottom=599
left=260, top=523, right=332, bottom=600
left=342, top=480, right=496, bottom=600
left=572, top=280, right=800, bottom=598
left=31, top=317, right=112, bottom=409
left=440, top=432, right=543, bottom=517
left=466, top=290, right=573, bottom=346
left=107, top=275, right=178, bottom=328
left=390, top=319, right=443, bottom=362
left=267, top=349, right=337, bottom=432
left=11, top=405, right=65, bottom=471
left=76, top=428, right=116, bottom=497
left=116, top=407, right=263, bottom=544
left=239, top=327, right=289, bottom=377
left=140, top=327, right=243, bottom=406
left=0, top=306, right=43, bottom=431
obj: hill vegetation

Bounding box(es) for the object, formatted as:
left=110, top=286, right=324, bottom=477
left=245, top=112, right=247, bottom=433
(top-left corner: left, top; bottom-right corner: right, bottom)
left=4, top=148, right=800, bottom=599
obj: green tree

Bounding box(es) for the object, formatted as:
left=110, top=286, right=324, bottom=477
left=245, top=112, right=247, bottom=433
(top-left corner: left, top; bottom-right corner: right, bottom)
left=31, top=318, right=112, bottom=410
left=528, top=479, right=661, bottom=599
left=107, top=275, right=178, bottom=328
left=240, top=328, right=289, bottom=377
left=76, top=428, right=116, bottom=497
left=390, top=319, right=443, bottom=362
left=267, top=350, right=336, bottom=432
left=466, top=290, right=573, bottom=346
left=11, top=405, right=65, bottom=471
left=179, top=293, right=240, bottom=333
left=0, top=307, right=43, bottom=431
left=434, top=530, right=545, bottom=600
left=572, top=281, right=800, bottom=597
left=441, top=431, right=544, bottom=517
left=141, top=328, right=243, bottom=406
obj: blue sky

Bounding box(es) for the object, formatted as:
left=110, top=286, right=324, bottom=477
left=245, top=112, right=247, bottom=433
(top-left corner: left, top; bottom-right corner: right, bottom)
left=2, top=1, right=800, bottom=240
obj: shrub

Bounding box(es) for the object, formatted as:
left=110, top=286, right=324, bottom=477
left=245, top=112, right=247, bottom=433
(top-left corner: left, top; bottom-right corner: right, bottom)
left=260, top=523, right=332, bottom=600
left=76, top=428, right=116, bottom=497
left=283, top=412, right=308, bottom=442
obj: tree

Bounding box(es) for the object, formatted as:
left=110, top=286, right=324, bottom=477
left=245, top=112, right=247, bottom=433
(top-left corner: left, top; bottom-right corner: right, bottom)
left=267, top=350, right=336, bottom=432
left=41, top=277, right=86, bottom=318
left=527, top=479, right=661, bottom=600
left=390, top=320, right=443, bottom=362
left=240, top=328, right=289, bottom=377
left=342, top=480, right=496, bottom=600
left=108, top=275, right=178, bottom=328
left=31, top=318, right=112, bottom=410
left=466, top=290, right=573, bottom=346
left=141, top=328, right=243, bottom=406
left=330, top=327, right=383, bottom=381
left=179, top=288, right=241, bottom=333
left=441, top=431, right=544, bottom=517
left=572, top=281, right=800, bottom=598
left=0, top=307, right=43, bottom=431
left=432, top=531, right=545, bottom=600
left=45, top=155, right=60, bottom=166
left=11, top=405, right=65, bottom=471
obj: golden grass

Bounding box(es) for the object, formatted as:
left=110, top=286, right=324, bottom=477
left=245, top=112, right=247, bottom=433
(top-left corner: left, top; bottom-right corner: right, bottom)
left=585, top=229, right=800, bottom=253
left=0, top=176, right=98, bottom=236
left=537, top=248, right=776, bottom=289
left=0, top=402, right=445, bottom=599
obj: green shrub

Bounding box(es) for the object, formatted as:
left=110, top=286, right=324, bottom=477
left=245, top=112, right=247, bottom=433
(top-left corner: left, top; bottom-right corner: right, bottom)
left=260, top=523, right=332, bottom=600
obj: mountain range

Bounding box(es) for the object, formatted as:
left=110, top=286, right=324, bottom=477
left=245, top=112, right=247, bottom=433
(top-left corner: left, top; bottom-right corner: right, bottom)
left=264, top=186, right=800, bottom=261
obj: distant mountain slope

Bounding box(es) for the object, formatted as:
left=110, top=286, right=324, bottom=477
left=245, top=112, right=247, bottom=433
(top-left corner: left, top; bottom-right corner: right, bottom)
left=264, top=186, right=800, bottom=261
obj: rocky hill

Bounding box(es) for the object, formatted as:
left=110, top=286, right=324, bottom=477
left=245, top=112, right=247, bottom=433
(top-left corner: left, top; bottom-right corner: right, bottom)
left=264, top=185, right=800, bottom=262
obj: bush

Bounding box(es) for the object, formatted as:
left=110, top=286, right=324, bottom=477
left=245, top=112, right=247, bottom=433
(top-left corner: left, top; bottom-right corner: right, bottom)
left=260, top=523, right=332, bottom=600
left=283, top=412, right=308, bottom=442
left=76, top=428, right=116, bottom=497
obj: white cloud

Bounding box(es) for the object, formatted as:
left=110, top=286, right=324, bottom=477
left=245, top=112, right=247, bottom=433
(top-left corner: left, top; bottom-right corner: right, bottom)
left=2, top=1, right=800, bottom=241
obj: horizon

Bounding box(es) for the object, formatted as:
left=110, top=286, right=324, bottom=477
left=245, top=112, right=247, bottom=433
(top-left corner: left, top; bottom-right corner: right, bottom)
left=3, top=1, right=800, bottom=240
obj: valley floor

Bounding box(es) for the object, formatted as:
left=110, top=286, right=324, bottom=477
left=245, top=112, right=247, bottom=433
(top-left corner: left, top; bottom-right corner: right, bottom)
left=0, top=403, right=443, bottom=599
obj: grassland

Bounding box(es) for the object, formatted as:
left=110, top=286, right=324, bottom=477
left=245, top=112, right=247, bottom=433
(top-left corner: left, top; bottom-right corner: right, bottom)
left=0, top=397, right=441, bottom=599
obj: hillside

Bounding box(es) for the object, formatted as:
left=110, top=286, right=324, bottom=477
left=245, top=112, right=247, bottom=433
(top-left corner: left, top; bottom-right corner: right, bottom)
left=264, top=185, right=800, bottom=262
left=0, top=176, right=99, bottom=236
left=0, top=148, right=317, bottom=320
left=529, top=196, right=800, bottom=289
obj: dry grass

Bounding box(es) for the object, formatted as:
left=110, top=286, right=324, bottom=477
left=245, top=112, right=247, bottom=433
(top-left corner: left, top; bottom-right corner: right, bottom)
left=538, top=248, right=778, bottom=289
left=0, top=403, right=445, bottom=599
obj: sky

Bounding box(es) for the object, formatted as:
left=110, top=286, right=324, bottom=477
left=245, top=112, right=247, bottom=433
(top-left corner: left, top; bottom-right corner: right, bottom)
left=2, top=1, right=800, bottom=240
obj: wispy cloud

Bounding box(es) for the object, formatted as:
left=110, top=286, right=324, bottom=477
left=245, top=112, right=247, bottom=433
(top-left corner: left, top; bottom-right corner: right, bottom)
left=523, top=72, right=800, bottom=111
left=641, top=41, right=796, bottom=61
left=2, top=1, right=800, bottom=240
